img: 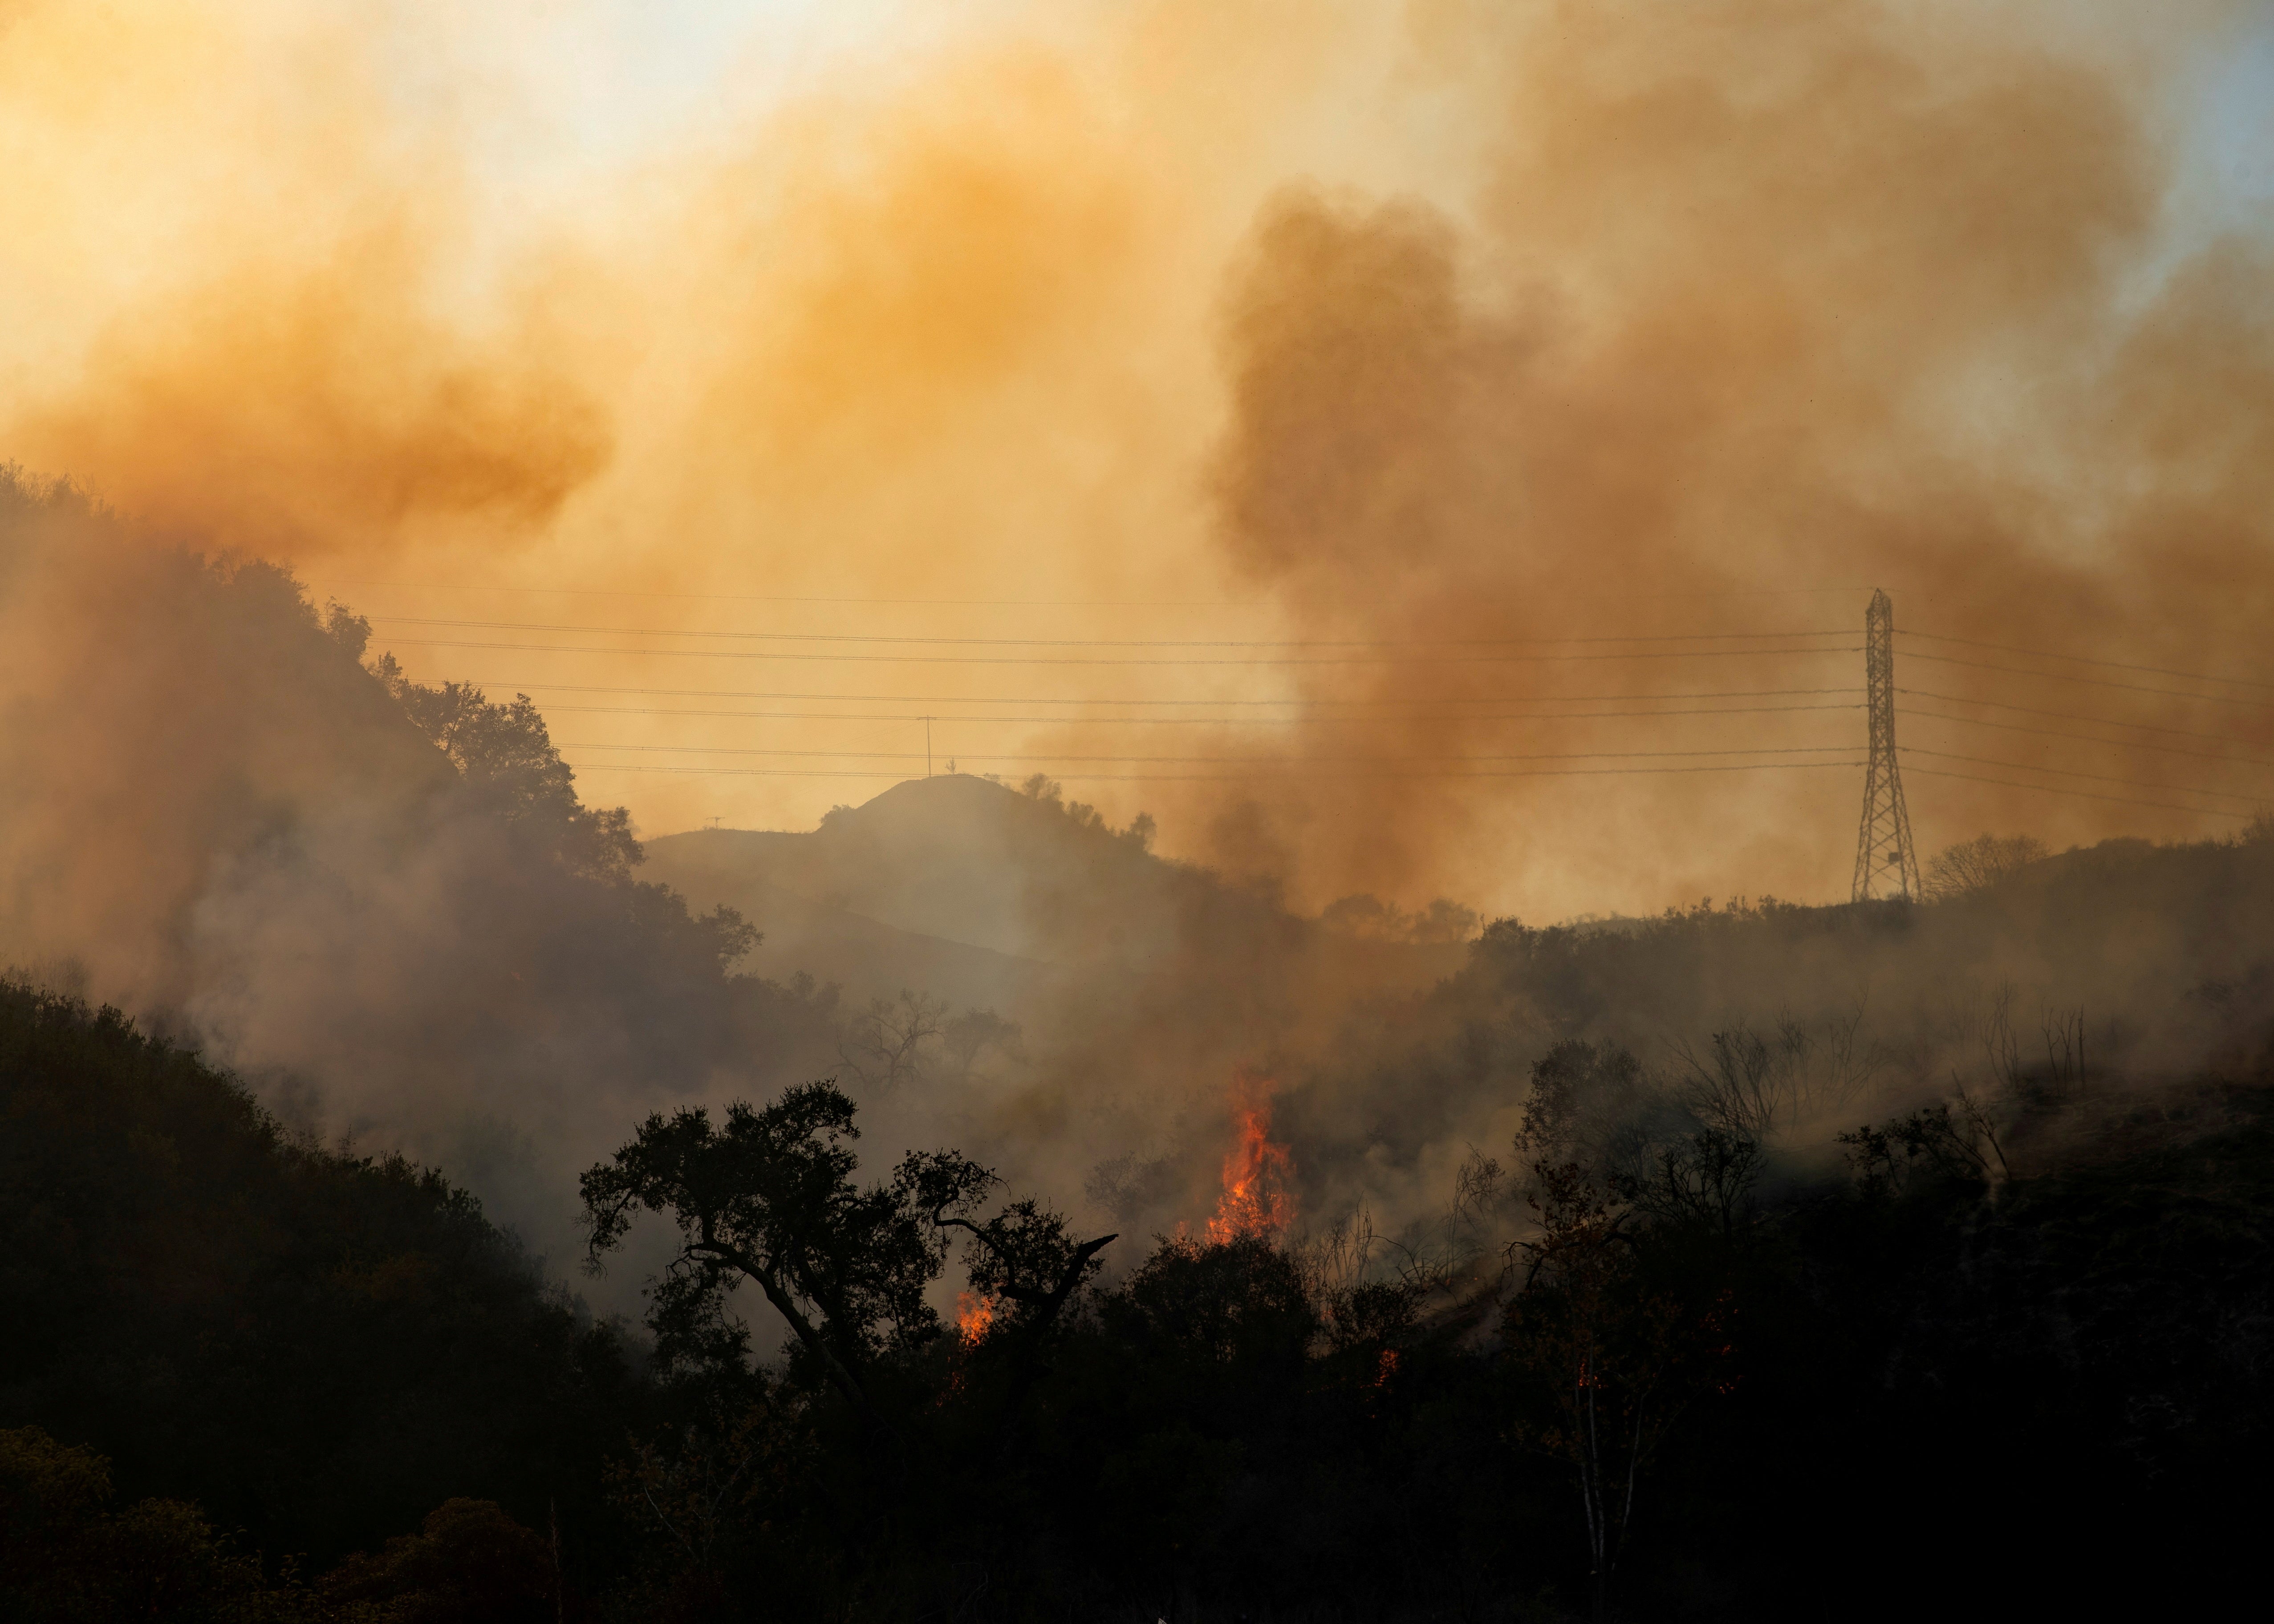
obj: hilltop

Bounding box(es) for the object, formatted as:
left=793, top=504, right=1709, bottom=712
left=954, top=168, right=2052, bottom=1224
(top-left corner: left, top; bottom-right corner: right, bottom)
left=643, top=773, right=1468, bottom=1023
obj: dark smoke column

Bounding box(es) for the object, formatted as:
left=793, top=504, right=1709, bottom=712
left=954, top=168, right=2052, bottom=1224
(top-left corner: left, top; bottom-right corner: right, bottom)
left=1852, top=589, right=1921, bottom=901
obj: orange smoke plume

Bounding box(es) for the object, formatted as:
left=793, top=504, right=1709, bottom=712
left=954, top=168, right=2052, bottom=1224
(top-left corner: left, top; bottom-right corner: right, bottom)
left=1206, top=1066, right=1294, bottom=1244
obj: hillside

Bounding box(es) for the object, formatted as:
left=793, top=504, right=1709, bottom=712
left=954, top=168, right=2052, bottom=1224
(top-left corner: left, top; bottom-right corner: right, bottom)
left=0, top=981, right=650, bottom=1574
left=650, top=776, right=1142, bottom=963
left=1260, top=829, right=2274, bottom=1236
left=649, top=776, right=1470, bottom=980
left=0, top=472, right=841, bottom=1274
left=640, top=819, right=1058, bottom=1017
left=639, top=777, right=1479, bottom=1233
left=10, top=970, right=2265, bottom=1620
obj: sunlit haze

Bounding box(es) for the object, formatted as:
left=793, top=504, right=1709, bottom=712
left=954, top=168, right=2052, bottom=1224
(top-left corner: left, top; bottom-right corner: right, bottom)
left=9, top=1, right=2269, bottom=921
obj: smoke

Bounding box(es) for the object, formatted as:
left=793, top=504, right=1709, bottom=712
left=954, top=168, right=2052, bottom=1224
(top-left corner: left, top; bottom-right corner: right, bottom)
left=5, top=0, right=2274, bottom=1326
left=17, top=236, right=612, bottom=560
left=0, top=2, right=615, bottom=560
left=6, top=1, right=2268, bottom=914
left=0, top=476, right=838, bottom=1286
left=1208, top=0, right=2274, bottom=910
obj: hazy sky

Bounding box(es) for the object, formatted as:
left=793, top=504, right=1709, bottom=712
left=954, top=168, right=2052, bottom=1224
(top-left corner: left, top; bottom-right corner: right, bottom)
left=6, top=1, right=2274, bottom=920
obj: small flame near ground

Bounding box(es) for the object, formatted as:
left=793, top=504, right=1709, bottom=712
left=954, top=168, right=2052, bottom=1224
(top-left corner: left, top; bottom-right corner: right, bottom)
left=1205, top=1066, right=1295, bottom=1244
left=955, top=1290, right=997, bottom=1347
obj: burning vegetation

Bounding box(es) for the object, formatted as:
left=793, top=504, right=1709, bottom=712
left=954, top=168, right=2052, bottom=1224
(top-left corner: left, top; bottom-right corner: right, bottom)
left=953, top=1290, right=997, bottom=1348
left=1203, top=1067, right=1295, bottom=1244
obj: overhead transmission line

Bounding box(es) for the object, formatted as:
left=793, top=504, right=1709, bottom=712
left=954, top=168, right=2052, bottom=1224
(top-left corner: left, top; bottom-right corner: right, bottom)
left=1876, top=627, right=2274, bottom=813
left=360, top=613, right=1855, bottom=650
left=550, top=715, right=2274, bottom=801
left=370, top=591, right=2274, bottom=821
left=1897, top=629, right=2274, bottom=693
left=318, top=580, right=1260, bottom=608
left=1896, top=706, right=2274, bottom=772
left=378, top=636, right=1859, bottom=669
left=553, top=742, right=1859, bottom=766
left=1896, top=686, right=2262, bottom=746
left=558, top=759, right=1864, bottom=784
left=553, top=755, right=2256, bottom=813
left=395, top=662, right=2269, bottom=744
left=316, top=577, right=1873, bottom=608
left=1901, top=766, right=2254, bottom=820
left=540, top=701, right=1860, bottom=727
left=1901, top=650, right=2274, bottom=710
left=410, top=680, right=1861, bottom=706
left=1864, top=620, right=2274, bottom=829
left=1898, top=747, right=2270, bottom=807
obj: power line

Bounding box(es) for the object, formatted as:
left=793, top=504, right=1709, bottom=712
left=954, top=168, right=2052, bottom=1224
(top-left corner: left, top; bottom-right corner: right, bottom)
left=1622, top=585, right=1873, bottom=600
left=555, top=743, right=1858, bottom=765
left=429, top=679, right=1862, bottom=707
left=1898, top=629, right=2274, bottom=693
left=1903, top=651, right=2274, bottom=710
left=316, top=577, right=1876, bottom=608
left=559, top=759, right=1865, bottom=783
left=1902, top=766, right=2252, bottom=821
left=364, top=614, right=1856, bottom=650
left=380, top=636, right=1861, bottom=669
left=1897, top=687, right=2260, bottom=746
left=385, top=599, right=2274, bottom=837
left=536, top=701, right=1863, bottom=726
left=423, top=662, right=2262, bottom=749
left=319, top=580, right=1260, bottom=609
left=1899, top=747, right=2268, bottom=808
left=1896, top=706, right=2274, bottom=772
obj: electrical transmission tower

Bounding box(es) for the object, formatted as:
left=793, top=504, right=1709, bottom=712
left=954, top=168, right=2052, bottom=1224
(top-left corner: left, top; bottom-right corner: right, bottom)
left=1852, top=588, right=1921, bottom=901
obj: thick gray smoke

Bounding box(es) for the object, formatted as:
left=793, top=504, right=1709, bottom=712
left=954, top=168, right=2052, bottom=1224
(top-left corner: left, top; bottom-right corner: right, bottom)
left=0, top=473, right=837, bottom=1285
left=9, top=463, right=2274, bottom=1355
left=1197, top=2, right=2274, bottom=914
left=6, top=2, right=2274, bottom=1339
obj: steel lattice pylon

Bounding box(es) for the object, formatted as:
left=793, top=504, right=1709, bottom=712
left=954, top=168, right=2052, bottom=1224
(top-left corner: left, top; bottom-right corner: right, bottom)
left=1852, top=589, right=1921, bottom=901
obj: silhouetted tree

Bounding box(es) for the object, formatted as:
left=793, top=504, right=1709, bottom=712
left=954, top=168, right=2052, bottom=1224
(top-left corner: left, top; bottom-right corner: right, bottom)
left=1502, top=1045, right=1732, bottom=1621
left=835, top=991, right=947, bottom=1095
left=320, top=1498, right=557, bottom=1624
left=1924, top=832, right=2048, bottom=899
left=0, top=1427, right=279, bottom=1621
left=582, top=1084, right=995, bottom=1439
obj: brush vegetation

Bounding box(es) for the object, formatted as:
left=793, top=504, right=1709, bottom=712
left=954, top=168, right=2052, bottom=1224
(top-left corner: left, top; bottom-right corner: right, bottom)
left=5, top=940, right=2270, bottom=1621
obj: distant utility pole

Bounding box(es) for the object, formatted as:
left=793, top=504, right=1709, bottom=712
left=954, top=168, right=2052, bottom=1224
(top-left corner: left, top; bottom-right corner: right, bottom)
left=924, top=716, right=933, bottom=778
left=1852, top=589, right=1921, bottom=901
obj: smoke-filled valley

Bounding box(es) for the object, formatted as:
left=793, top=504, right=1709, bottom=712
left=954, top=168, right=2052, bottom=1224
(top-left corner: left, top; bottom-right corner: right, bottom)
left=6, top=2, right=2274, bottom=1620
left=7, top=465, right=2274, bottom=1618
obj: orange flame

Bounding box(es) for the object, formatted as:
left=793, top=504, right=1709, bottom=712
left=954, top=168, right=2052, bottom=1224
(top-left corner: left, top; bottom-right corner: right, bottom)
left=1206, top=1067, right=1294, bottom=1244
left=955, top=1290, right=997, bottom=1347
